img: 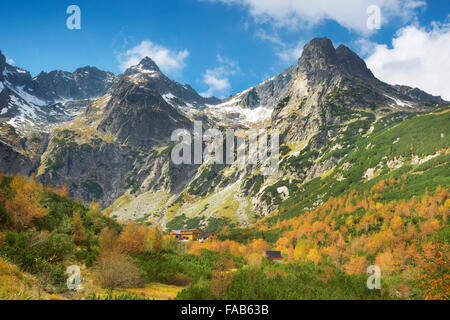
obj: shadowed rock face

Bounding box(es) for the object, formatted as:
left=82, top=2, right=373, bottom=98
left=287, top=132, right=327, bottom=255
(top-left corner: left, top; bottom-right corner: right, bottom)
left=0, top=141, right=36, bottom=175
left=298, top=38, right=374, bottom=81
left=98, top=78, right=192, bottom=147
left=299, top=38, right=338, bottom=72
left=335, top=45, right=375, bottom=79
left=0, top=124, right=48, bottom=176
left=29, top=67, right=118, bottom=102
left=37, top=136, right=135, bottom=205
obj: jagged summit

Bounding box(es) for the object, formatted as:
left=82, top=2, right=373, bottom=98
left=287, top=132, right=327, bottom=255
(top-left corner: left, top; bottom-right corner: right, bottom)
left=30, top=66, right=118, bottom=102
left=138, top=56, right=161, bottom=72
left=120, top=55, right=219, bottom=110
left=298, top=37, right=338, bottom=69
left=0, top=48, right=119, bottom=137
left=125, top=56, right=162, bottom=77
left=298, top=37, right=375, bottom=81
left=74, top=65, right=108, bottom=74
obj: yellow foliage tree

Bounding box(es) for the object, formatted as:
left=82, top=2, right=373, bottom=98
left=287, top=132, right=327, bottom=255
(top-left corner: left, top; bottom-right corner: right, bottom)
left=247, top=253, right=263, bottom=267
left=294, top=239, right=312, bottom=261
left=72, top=211, right=88, bottom=245
left=99, top=227, right=119, bottom=252
left=306, top=248, right=321, bottom=265
left=118, top=222, right=150, bottom=254
left=148, top=226, right=164, bottom=252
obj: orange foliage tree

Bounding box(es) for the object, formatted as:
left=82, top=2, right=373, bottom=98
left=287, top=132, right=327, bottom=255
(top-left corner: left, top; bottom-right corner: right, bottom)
left=5, top=175, right=45, bottom=230
left=417, top=242, right=450, bottom=300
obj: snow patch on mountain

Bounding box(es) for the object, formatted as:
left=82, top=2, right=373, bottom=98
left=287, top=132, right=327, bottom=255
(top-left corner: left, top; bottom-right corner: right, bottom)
left=385, top=94, right=413, bottom=108
left=241, top=106, right=273, bottom=123
left=207, top=98, right=273, bottom=123
left=10, top=85, right=47, bottom=107
left=162, top=92, right=177, bottom=106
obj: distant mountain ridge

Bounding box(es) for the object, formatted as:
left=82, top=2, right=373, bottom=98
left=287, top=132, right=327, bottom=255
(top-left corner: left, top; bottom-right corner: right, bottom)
left=0, top=50, right=118, bottom=103
left=0, top=50, right=119, bottom=132
left=29, top=66, right=118, bottom=102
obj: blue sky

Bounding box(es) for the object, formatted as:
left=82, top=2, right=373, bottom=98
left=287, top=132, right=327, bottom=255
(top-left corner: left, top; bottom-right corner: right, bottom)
left=0, top=0, right=449, bottom=99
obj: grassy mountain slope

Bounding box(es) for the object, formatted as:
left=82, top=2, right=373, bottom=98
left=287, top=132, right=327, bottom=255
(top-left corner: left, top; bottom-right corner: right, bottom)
left=260, top=106, right=450, bottom=221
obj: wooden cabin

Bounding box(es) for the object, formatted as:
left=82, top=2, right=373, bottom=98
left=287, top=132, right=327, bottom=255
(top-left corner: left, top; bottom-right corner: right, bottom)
left=197, top=232, right=216, bottom=242
left=170, top=229, right=202, bottom=241
left=265, top=251, right=283, bottom=263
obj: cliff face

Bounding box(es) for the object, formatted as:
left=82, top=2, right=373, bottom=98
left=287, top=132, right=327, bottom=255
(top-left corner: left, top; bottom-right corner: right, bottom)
left=98, top=61, right=193, bottom=147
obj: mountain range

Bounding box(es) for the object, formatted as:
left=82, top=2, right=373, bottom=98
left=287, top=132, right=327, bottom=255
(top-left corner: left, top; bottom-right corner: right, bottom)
left=0, top=38, right=448, bottom=230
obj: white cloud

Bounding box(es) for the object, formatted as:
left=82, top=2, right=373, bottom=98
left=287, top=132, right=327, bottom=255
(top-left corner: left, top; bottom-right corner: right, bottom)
left=365, top=22, right=450, bottom=100
left=354, top=38, right=377, bottom=56
left=276, top=42, right=304, bottom=64
left=201, top=55, right=239, bottom=98
left=405, top=1, right=427, bottom=9
left=204, top=0, right=426, bottom=34
left=118, top=40, right=189, bottom=76
left=6, top=56, right=15, bottom=65
left=202, top=70, right=232, bottom=97
left=255, top=28, right=284, bottom=46
left=255, top=29, right=303, bottom=64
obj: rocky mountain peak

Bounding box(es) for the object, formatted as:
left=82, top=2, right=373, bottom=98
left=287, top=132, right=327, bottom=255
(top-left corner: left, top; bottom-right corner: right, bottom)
left=123, top=57, right=162, bottom=80
left=74, top=66, right=104, bottom=76
left=296, top=37, right=342, bottom=89
left=298, top=38, right=376, bottom=82
left=298, top=38, right=338, bottom=71
left=120, top=56, right=220, bottom=109
left=137, top=56, right=161, bottom=73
